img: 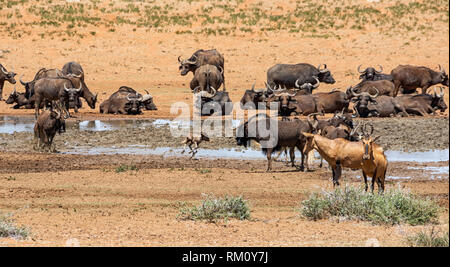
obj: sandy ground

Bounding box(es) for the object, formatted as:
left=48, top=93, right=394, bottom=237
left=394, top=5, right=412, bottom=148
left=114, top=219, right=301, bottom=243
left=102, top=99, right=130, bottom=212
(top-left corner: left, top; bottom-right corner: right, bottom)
left=0, top=0, right=448, bottom=247
left=0, top=153, right=448, bottom=247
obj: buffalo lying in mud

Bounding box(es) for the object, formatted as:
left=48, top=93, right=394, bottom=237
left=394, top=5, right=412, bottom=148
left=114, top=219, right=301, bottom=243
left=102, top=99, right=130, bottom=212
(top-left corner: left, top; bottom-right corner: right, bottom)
left=266, top=63, right=335, bottom=89
left=391, top=64, right=449, bottom=96
left=0, top=64, right=16, bottom=100
left=178, top=49, right=226, bottom=91
left=100, top=86, right=156, bottom=115
left=394, top=87, right=447, bottom=116
left=240, top=84, right=268, bottom=110
left=6, top=86, right=81, bottom=111
left=350, top=88, right=399, bottom=118
left=266, top=89, right=349, bottom=116
left=194, top=87, right=232, bottom=116
left=347, top=80, right=396, bottom=97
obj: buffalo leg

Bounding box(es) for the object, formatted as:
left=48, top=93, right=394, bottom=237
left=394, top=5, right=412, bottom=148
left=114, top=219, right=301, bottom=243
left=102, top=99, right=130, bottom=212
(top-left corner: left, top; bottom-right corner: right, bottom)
left=421, top=85, right=430, bottom=95
left=289, top=147, right=295, bottom=167
left=266, top=148, right=273, bottom=172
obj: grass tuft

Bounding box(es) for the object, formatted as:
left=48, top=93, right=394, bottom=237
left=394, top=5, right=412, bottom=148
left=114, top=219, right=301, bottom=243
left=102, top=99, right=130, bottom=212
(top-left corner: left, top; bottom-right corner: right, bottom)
left=0, top=213, right=29, bottom=239
left=115, top=164, right=138, bottom=173
left=300, top=186, right=440, bottom=226
left=178, top=194, right=250, bottom=223
left=406, top=228, right=449, bottom=247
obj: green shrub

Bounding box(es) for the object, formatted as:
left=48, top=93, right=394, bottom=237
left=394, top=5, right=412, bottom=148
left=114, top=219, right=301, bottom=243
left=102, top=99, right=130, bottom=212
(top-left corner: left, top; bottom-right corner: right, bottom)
left=115, top=164, right=138, bottom=173
left=406, top=228, right=449, bottom=247
left=0, top=214, right=29, bottom=239
left=300, top=186, right=440, bottom=225
left=178, top=194, right=250, bottom=222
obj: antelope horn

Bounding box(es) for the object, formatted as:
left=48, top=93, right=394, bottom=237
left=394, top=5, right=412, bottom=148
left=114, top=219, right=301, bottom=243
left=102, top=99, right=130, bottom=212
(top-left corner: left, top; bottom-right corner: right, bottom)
left=178, top=56, right=183, bottom=63
left=439, top=86, right=445, bottom=97
left=145, top=90, right=150, bottom=94
left=13, top=85, right=16, bottom=94
left=251, top=83, right=255, bottom=91
left=375, top=65, right=383, bottom=73
left=367, top=123, right=374, bottom=136
left=350, top=121, right=362, bottom=136
left=76, top=82, right=82, bottom=92
left=193, top=86, right=201, bottom=94
left=357, top=65, right=366, bottom=74
left=1, top=66, right=8, bottom=75
left=218, top=66, right=224, bottom=75
left=64, top=83, right=70, bottom=91
left=438, top=64, right=443, bottom=72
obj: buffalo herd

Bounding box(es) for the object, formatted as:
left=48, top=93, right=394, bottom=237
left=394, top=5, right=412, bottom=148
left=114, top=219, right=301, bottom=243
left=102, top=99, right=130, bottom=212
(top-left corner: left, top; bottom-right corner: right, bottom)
left=0, top=50, right=448, bottom=189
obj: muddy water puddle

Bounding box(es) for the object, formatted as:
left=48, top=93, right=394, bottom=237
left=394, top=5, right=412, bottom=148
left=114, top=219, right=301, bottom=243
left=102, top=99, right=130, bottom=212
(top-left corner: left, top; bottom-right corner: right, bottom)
left=1, top=115, right=448, bottom=181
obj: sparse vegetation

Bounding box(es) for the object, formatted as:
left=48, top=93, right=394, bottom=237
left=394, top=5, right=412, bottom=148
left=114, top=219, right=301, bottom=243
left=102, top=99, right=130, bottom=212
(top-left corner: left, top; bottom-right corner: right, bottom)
left=0, top=0, right=447, bottom=38
left=115, top=164, right=138, bottom=173
left=406, top=228, right=449, bottom=247
left=301, top=186, right=440, bottom=226
left=0, top=213, right=29, bottom=239
left=178, top=194, right=250, bottom=222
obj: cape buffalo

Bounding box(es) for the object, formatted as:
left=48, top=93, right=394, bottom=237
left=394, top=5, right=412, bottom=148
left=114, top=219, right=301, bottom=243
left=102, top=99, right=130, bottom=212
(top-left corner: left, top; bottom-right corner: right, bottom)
left=100, top=87, right=148, bottom=115
left=240, top=84, right=268, bottom=110
left=33, top=76, right=83, bottom=118
left=348, top=80, right=396, bottom=97
left=266, top=90, right=319, bottom=116
left=0, top=64, right=16, bottom=100
left=266, top=63, right=336, bottom=89
left=357, top=65, right=393, bottom=82
left=6, top=87, right=81, bottom=110
left=109, top=86, right=157, bottom=111
left=195, top=87, right=232, bottom=116
left=394, top=87, right=447, bottom=116
left=350, top=88, right=399, bottom=117
left=236, top=114, right=316, bottom=171
left=391, top=64, right=449, bottom=96
left=62, top=62, right=98, bottom=109
left=20, top=68, right=62, bottom=99
left=191, top=64, right=224, bottom=94
left=33, top=103, right=66, bottom=152
left=294, top=77, right=320, bottom=94
left=178, top=49, right=226, bottom=91
left=312, top=90, right=350, bottom=114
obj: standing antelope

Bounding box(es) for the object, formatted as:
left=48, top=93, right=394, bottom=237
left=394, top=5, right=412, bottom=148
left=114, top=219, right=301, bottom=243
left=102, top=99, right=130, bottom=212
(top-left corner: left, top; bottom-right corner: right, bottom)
left=303, top=124, right=388, bottom=193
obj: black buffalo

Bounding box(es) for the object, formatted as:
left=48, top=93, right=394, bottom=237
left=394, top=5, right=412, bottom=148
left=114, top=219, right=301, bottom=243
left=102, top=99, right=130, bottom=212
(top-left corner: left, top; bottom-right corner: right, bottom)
left=267, top=63, right=336, bottom=89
